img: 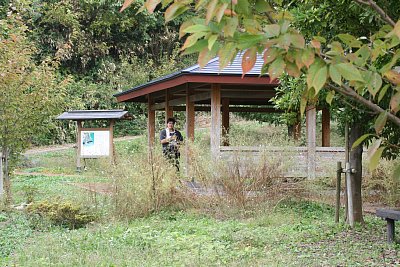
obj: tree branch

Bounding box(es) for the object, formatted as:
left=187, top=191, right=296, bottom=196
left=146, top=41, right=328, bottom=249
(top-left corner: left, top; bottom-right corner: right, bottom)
left=327, top=83, right=400, bottom=127
left=353, top=0, right=396, bottom=27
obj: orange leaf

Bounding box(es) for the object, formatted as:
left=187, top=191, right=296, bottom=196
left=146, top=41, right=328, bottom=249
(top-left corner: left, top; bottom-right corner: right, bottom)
left=242, top=48, right=257, bottom=77
left=145, top=0, right=161, bottom=14
left=310, top=39, right=321, bottom=50
left=223, top=9, right=237, bottom=16
left=120, top=0, right=134, bottom=12
left=384, top=70, right=400, bottom=85
left=390, top=91, right=400, bottom=113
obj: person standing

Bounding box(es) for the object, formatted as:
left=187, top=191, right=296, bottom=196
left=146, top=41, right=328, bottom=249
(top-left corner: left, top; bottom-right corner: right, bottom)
left=160, top=118, right=183, bottom=171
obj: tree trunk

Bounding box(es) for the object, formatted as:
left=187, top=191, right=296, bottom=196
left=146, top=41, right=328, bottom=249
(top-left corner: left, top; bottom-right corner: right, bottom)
left=2, top=147, right=11, bottom=205
left=348, top=123, right=364, bottom=223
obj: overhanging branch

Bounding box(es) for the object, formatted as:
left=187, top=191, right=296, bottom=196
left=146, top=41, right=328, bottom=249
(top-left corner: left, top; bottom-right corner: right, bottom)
left=353, top=0, right=396, bottom=27
left=327, top=83, right=400, bottom=127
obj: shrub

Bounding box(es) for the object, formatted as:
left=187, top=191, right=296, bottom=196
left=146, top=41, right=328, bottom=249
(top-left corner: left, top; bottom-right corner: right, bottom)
left=364, top=159, right=400, bottom=206
left=109, top=148, right=183, bottom=219
left=26, top=200, right=95, bottom=229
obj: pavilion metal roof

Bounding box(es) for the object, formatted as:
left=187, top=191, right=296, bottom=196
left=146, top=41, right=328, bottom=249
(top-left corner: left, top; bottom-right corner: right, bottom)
left=114, top=52, right=266, bottom=98
left=57, top=110, right=129, bottom=120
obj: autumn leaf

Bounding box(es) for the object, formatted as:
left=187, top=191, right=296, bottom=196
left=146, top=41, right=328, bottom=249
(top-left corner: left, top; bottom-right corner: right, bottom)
left=368, top=147, right=385, bottom=172
left=390, top=90, right=400, bottom=113
left=301, top=48, right=315, bottom=69
left=120, top=0, right=134, bottom=12
left=145, top=0, right=161, bottom=14
left=329, top=65, right=342, bottom=86
left=384, top=70, right=400, bottom=85
left=242, top=48, right=257, bottom=77
left=206, top=0, right=218, bottom=24
left=374, top=111, right=387, bottom=135
left=263, top=47, right=279, bottom=64
left=268, top=56, right=285, bottom=81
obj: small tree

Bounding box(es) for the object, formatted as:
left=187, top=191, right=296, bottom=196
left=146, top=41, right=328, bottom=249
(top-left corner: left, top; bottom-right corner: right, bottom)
left=0, top=17, right=66, bottom=202
left=120, top=0, right=400, bottom=224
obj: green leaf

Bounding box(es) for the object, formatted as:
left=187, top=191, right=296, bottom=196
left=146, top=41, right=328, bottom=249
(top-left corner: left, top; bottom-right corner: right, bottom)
left=377, top=84, right=389, bottom=103
left=183, top=25, right=210, bottom=34
left=255, top=0, right=269, bottom=12
left=208, top=34, right=218, bottom=50
left=182, top=32, right=205, bottom=50
left=181, top=39, right=208, bottom=55
left=374, top=111, right=387, bottom=135
left=264, top=24, right=280, bottom=38
left=218, top=42, right=237, bottom=70
left=351, top=133, right=372, bottom=149
left=335, top=63, right=364, bottom=82
left=236, top=34, right=264, bottom=49
left=329, top=65, right=342, bottom=86
left=236, top=0, right=250, bottom=15
left=337, top=33, right=362, bottom=48
left=368, top=147, right=384, bottom=172
left=326, top=90, right=334, bottom=105
left=268, top=56, right=285, bottom=81
left=367, top=72, right=382, bottom=97
left=312, top=66, right=327, bottom=94
left=306, top=59, right=324, bottom=89
left=223, top=17, right=238, bottom=37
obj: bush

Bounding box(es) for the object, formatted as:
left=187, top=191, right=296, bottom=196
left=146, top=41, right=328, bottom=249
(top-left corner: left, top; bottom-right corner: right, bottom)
left=26, top=200, right=95, bottom=229
left=364, top=159, right=400, bottom=206
left=109, top=148, right=184, bottom=219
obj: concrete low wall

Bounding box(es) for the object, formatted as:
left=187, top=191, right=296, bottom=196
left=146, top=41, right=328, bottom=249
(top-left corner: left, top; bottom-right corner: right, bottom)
left=220, top=146, right=361, bottom=178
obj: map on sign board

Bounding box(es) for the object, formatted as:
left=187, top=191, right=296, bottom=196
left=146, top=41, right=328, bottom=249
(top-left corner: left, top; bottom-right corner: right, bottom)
left=80, top=130, right=110, bottom=157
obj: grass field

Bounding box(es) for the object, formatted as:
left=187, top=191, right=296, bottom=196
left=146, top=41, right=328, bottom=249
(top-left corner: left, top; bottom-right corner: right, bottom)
left=1, top=124, right=399, bottom=266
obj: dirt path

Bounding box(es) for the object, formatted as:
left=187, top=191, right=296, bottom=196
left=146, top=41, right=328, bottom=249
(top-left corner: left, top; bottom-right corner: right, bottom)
left=23, top=135, right=142, bottom=155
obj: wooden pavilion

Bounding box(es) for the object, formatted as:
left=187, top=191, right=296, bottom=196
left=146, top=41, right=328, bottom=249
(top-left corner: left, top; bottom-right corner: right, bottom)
left=114, top=54, right=336, bottom=178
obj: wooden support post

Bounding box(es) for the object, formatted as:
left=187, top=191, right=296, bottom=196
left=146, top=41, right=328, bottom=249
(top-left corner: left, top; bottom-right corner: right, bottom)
left=322, top=108, right=331, bottom=147
left=76, top=120, right=83, bottom=172
left=386, top=218, right=395, bottom=243
left=335, top=161, right=342, bottom=223
left=185, top=87, right=195, bottom=178
left=306, top=105, right=316, bottom=179
left=165, top=89, right=173, bottom=123
left=148, top=94, right=156, bottom=151
left=0, top=151, right=3, bottom=198
left=211, top=84, right=221, bottom=160
left=109, top=120, right=115, bottom=164
left=222, top=98, right=230, bottom=146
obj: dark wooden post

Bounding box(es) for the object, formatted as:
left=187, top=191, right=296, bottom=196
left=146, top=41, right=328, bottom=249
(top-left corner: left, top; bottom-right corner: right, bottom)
left=165, top=89, right=173, bottom=123
left=386, top=219, right=395, bottom=243
left=222, top=98, right=230, bottom=146
left=185, top=87, right=195, bottom=178
left=306, top=105, right=316, bottom=179
left=148, top=94, right=156, bottom=151
left=211, top=84, right=221, bottom=160
left=322, top=108, right=331, bottom=147
left=76, top=120, right=83, bottom=171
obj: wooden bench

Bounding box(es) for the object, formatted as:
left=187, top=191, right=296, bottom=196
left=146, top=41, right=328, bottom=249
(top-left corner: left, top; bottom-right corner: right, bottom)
left=376, top=208, right=400, bottom=243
